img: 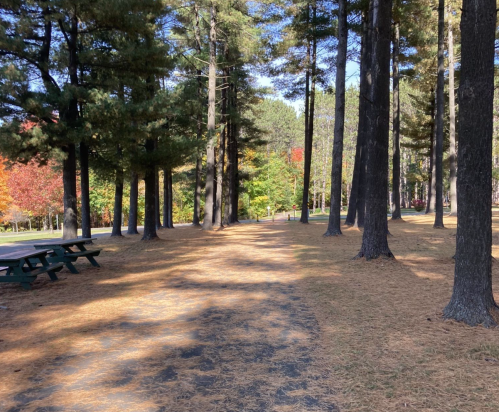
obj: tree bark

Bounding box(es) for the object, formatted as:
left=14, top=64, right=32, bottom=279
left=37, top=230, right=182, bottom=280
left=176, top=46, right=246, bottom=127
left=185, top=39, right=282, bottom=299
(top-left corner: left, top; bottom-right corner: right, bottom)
left=62, top=144, right=78, bottom=239
left=203, top=3, right=217, bottom=231
left=168, top=169, right=174, bottom=228
left=325, top=0, right=347, bottom=236
left=215, top=59, right=228, bottom=228
left=154, top=140, right=162, bottom=229
left=346, top=11, right=368, bottom=227
left=229, top=70, right=239, bottom=223
left=62, top=12, right=79, bottom=240
left=426, top=91, right=436, bottom=214
left=224, top=116, right=232, bottom=226
left=142, top=138, right=158, bottom=240
left=434, top=0, right=445, bottom=228
left=127, top=172, right=139, bottom=234
left=163, top=168, right=174, bottom=228
left=391, top=19, right=402, bottom=220
left=111, top=162, right=124, bottom=237
left=80, top=141, right=92, bottom=240
left=193, top=3, right=203, bottom=226
left=356, top=5, right=371, bottom=229
left=300, top=57, right=311, bottom=219
left=356, top=0, right=393, bottom=260
left=448, top=7, right=457, bottom=216
left=443, top=0, right=497, bottom=326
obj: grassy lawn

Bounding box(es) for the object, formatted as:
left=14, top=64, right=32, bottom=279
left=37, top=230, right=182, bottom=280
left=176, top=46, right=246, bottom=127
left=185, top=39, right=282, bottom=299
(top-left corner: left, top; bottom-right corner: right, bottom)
left=0, top=227, right=116, bottom=244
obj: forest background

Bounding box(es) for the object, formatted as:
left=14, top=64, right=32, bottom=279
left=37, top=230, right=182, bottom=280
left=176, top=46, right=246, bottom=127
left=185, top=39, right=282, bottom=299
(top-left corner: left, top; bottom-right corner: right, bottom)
left=0, top=0, right=497, bottom=233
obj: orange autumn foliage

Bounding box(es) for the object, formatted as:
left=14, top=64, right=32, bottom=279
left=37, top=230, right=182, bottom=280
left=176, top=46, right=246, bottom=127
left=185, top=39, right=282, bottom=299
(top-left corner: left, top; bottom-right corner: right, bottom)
left=0, top=157, right=12, bottom=217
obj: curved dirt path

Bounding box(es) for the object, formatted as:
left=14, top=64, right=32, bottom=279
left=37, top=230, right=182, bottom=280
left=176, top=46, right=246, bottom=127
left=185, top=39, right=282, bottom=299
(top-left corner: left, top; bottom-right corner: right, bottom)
left=0, top=223, right=338, bottom=412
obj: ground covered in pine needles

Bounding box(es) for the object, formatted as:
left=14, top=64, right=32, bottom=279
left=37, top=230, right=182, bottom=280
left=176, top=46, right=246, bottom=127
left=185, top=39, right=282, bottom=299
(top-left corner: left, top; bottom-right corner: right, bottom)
left=0, top=215, right=498, bottom=411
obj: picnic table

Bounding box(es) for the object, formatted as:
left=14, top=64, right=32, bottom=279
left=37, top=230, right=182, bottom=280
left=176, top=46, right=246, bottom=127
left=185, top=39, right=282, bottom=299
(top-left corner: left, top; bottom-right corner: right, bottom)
left=33, top=238, right=101, bottom=274
left=0, top=249, right=64, bottom=290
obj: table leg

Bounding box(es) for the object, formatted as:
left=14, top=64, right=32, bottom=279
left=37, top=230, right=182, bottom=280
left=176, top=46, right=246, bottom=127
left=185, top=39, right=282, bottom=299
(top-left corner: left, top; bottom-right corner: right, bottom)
left=39, top=256, right=59, bottom=281
left=76, top=243, right=100, bottom=267
left=65, top=262, right=79, bottom=274
left=56, top=248, right=79, bottom=274
left=12, top=265, right=33, bottom=290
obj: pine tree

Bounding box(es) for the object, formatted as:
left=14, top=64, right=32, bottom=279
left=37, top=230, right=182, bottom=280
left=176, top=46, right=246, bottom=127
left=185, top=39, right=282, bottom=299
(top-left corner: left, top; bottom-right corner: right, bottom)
left=443, top=0, right=497, bottom=327
left=355, top=0, right=393, bottom=260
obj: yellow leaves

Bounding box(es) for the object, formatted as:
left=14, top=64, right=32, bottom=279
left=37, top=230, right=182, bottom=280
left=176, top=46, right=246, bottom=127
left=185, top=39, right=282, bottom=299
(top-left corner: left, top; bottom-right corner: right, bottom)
left=0, top=157, right=12, bottom=216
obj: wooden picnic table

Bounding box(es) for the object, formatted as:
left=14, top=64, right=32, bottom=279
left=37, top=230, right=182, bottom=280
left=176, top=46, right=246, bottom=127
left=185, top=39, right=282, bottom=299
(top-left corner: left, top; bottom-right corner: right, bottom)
left=0, top=249, right=64, bottom=290
left=33, top=238, right=101, bottom=274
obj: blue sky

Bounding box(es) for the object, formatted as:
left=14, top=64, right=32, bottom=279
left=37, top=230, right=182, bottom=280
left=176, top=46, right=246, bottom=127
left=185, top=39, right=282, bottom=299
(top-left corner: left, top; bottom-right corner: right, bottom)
left=255, top=60, right=360, bottom=115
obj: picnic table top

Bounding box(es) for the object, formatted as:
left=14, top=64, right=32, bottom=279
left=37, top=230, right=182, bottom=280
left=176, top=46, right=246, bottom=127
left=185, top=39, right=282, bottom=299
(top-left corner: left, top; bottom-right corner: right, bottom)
left=33, top=238, right=96, bottom=247
left=0, top=249, right=49, bottom=262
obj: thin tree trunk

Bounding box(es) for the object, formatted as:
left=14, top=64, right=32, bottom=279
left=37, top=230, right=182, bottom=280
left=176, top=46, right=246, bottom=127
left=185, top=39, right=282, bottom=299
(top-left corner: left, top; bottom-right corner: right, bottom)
left=346, top=11, right=368, bottom=226
left=215, top=58, right=228, bottom=228
left=356, top=0, right=394, bottom=259
left=203, top=4, right=217, bottom=230
left=426, top=90, right=436, bottom=214
left=300, top=4, right=312, bottom=224
left=62, top=13, right=79, bottom=240
left=111, top=161, right=124, bottom=237
left=391, top=18, right=402, bottom=220
left=434, top=0, right=445, bottom=228
left=127, top=172, right=139, bottom=234
left=168, top=169, right=174, bottom=228
left=155, top=141, right=162, bottom=229
left=444, top=0, right=497, bottom=326
left=224, top=116, right=232, bottom=226
left=356, top=5, right=371, bottom=229
left=325, top=0, right=347, bottom=236
left=142, top=138, right=158, bottom=241
left=448, top=7, right=457, bottom=216
left=230, top=74, right=239, bottom=223
left=162, top=168, right=174, bottom=228
left=80, top=142, right=92, bottom=239
left=62, top=144, right=78, bottom=239
left=193, top=3, right=203, bottom=226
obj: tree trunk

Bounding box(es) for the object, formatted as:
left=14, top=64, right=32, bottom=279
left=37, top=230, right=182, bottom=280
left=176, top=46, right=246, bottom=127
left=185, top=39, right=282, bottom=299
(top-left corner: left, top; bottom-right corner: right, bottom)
left=111, top=164, right=124, bottom=237
left=356, top=0, right=394, bottom=260
left=163, top=168, right=174, bottom=229
left=193, top=3, right=203, bottom=226
left=62, top=13, right=79, bottom=240
left=391, top=19, right=402, bottom=220
left=300, top=4, right=312, bottom=224
left=230, top=72, right=239, bottom=223
left=426, top=91, right=436, bottom=214
left=448, top=7, right=457, bottom=216
left=62, top=144, right=78, bottom=239
left=155, top=142, right=162, bottom=230
left=434, top=0, right=445, bottom=228
left=80, top=142, right=92, bottom=239
left=215, top=60, right=228, bottom=228
left=203, top=4, right=217, bottom=231
left=127, top=172, right=139, bottom=234
left=168, top=169, right=174, bottom=228
left=346, top=11, right=369, bottom=227
left=142, top=138, right=158, bottom=240
left=325, top=0, right=347, bottom=236
left=224, top=116, right=232, bottom=226
left=443, top=0, right=497, bottom=326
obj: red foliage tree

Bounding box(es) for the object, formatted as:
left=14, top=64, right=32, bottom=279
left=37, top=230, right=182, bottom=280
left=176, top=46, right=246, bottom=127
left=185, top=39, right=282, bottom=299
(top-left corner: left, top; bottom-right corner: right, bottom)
left=8, top=160, right=63, bottom=218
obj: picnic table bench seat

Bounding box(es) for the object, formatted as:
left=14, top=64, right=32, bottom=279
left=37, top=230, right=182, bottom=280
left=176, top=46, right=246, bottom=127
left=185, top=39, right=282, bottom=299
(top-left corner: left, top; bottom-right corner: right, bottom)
left=0, top=249, right=64, bottom=290
left=33, top=238, right=101, bottom=274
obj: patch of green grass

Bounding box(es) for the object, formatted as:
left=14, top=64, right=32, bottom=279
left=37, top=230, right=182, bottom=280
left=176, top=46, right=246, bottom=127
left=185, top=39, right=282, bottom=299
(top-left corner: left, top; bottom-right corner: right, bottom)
left=0, top=227, right=116, bottom=244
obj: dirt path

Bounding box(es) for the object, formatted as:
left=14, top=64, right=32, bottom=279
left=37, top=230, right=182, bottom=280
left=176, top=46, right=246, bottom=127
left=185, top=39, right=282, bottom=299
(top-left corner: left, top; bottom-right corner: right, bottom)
left=0, top=223, right=338, bottom=412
